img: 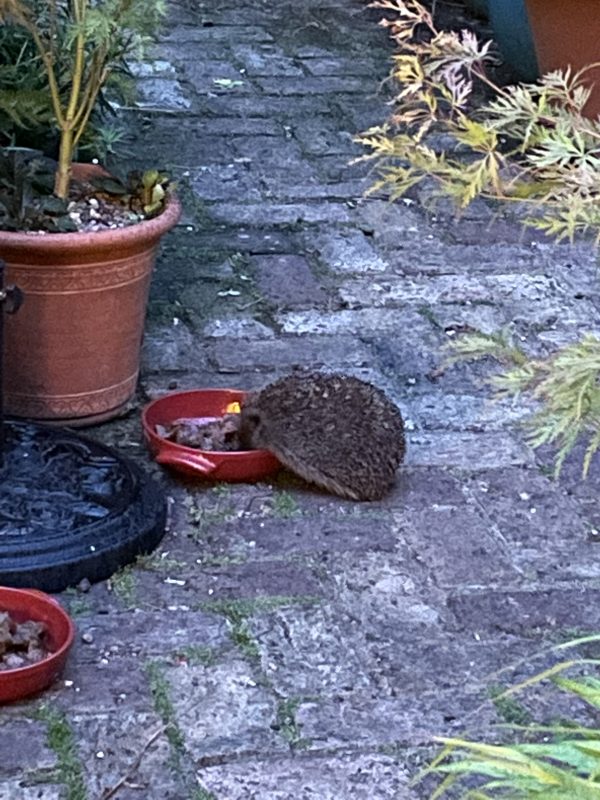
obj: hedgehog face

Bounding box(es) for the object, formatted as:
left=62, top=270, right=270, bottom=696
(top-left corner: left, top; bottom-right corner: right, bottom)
left=239, top=404, right=267, bottom=450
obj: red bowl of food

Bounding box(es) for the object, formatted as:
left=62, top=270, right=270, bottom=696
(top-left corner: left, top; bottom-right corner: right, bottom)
left=142, top=389, right=281, bottom=481
left=0, top=587, right=75, bottom=704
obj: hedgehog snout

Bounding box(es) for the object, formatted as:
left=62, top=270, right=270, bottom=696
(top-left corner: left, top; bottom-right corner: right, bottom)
left=239, top=409, right=264, bottom=450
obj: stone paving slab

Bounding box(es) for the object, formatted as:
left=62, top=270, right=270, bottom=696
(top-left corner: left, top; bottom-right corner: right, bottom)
left=169, top=660, right=289, bottom=760
left=209, top=334, right=375, bottom=372
left=73, top=609, right=230, bottom=663
left=308, top=229, right=390, bottom=274
left=464, top=468, right=595, bottom=578
left=199, top=513, right=400, bottom=560
left=46, top=657, right=157, bottom=715
left=402, top=391, right=529, bottom=432
left=199, top=752, right=417, bottom=800
left=0, top=785, right=65, bottom=800
left=276, top=307, right=433, bottom=335
left=338, top=273, right=576, bottom=307
left=251, top=604, right=395, bottom=696
left=0, top=718, right=57, bottom=778
left=392, top=504, right=520, bottom=588
left=448, top=586, right=600, bottom=635
left=250, top=254, right=328, bottom=308
left=73, top=712, right=180, bottom=799
left=406, top=431, right=533, bottom=470
left=209, top=200, right=354, bottom=225
left=5, top=0, right=600, bottom=798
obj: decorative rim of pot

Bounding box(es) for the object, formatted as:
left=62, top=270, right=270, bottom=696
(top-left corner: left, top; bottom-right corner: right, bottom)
left=0, top=192, right=181, bottom=254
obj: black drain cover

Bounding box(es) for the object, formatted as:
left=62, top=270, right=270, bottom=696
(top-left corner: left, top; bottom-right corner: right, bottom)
left=0, top=420, right=166, bottom=592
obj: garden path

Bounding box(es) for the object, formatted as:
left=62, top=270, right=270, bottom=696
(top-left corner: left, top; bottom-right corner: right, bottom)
left=3, top=1, right=600, bottom=798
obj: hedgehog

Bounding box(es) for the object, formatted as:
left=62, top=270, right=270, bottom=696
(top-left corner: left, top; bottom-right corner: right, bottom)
left=239, top=372, right=405, bottom=501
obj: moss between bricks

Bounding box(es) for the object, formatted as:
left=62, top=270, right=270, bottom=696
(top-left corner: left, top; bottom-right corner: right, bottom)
left=274, top=696, right=311, bottom=750
left=106, top=550, right=188, bottom=609
left=200, top=595, right=320, bottom=620
left=62, top=588, right=92, bottom=618
left=488, top=683, right=533, bottom=727
left=108, top=564, right=138, bottom=609
left=187, top=500, right=237, bottom=543
left=36, top=706, right=87, bottom=800
left=145, top=660, right=216, bottom=799
left=135, top=551, right=188, bottom=573
left=172, top=644, right=216, bottom=667
left=192, top=787, right=218, bottom=800
left=269, top=490, right=301, bottom=519
left=200, top=596, right=321, bottom=662
left=145, top=660, right=185, bottom=755
left=203, top=600, right=260, bottom=661
left=199, top=554, right=247, bottom=568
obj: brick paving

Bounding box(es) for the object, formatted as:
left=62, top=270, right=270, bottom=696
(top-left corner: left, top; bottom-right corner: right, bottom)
left=3, top=0, right=600, bottom=798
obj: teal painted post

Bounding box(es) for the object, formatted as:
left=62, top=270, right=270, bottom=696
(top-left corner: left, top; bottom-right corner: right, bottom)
left=488, top=0, right=539, bottom=81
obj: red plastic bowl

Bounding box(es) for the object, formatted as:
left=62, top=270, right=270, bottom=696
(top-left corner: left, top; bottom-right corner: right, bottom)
left=142, top=389, right=281, bottom=481
left=0, top=587, right=75, bottom=704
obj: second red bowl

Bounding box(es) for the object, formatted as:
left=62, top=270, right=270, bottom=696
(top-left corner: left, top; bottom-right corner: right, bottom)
left=0, top=587, right=75, bottom=704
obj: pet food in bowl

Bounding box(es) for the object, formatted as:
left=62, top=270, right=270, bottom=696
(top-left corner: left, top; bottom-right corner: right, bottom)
left=156, top=413, right=242, bottom=451
left=0, top=612, right=49, bottom=671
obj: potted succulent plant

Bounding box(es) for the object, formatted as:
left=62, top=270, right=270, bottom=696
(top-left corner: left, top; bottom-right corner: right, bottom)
left=0, top=0, right=181, bottom=425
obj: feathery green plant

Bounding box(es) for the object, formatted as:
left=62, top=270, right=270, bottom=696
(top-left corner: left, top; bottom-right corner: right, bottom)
left=446, top=331, right=600, bottom=478
left=0, top=0, right=165, bottom=198
left=358, top=0, right=600, bottom=242
left=0, top=4, right=54, bottom=137
left=417, top=635, right=600, bottom=799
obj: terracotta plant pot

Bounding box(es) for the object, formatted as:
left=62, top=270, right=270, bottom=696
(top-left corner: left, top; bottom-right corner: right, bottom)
left=525, top=0, right=600, bottom=117
left=1, top=166, right=181, bottom=425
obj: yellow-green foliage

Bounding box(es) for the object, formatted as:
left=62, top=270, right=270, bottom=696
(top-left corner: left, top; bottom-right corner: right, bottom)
left=446, top=332, right=600, bottom=477
left=0, top=0, right=165, bottom=196
left=418, top=636, right=600, bottom=799
left=0, top=3, right=54, bottom=134
left=358, top=0, right=600, bottom=242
